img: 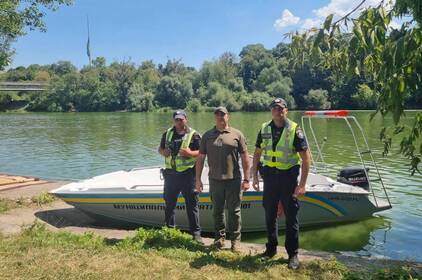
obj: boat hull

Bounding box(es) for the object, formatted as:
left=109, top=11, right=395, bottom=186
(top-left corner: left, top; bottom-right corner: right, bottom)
left=54, top=189, right=390, bottom=232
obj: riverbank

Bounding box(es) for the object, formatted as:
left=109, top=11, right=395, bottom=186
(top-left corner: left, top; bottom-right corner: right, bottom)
left=0, top=176, right=420, bottom=279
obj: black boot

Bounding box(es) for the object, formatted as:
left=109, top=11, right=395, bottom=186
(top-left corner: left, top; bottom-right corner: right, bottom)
left=261, top=243, right=277, bottom=258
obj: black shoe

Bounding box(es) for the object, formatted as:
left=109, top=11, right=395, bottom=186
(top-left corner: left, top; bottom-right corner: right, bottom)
left=288, top=255, right=300, bottom=270
left=261, top=244, right=277, bottom=259
left=261, top=249, right=277, bottom=258
left=193, top=235, right=204, bottom=245
left=261, top=246, right=277, bottom=259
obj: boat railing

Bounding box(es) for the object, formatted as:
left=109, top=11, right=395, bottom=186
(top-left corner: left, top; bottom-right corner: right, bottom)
left=301, top=110, right=392, bottom=209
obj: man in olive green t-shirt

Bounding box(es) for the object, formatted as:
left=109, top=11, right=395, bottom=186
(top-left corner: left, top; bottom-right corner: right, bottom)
left=195, top=106, right=250, bottom=252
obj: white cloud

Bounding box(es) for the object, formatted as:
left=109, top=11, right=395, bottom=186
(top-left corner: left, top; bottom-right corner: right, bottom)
left=300, top=0, right=386, bottom=31
left=301, top=18, right=322, bottom=30
left=273, top=9, right=300, bottom=31
left=314, top=0, right=382, bottom=18
left=275, top=0, right=397, bottom=32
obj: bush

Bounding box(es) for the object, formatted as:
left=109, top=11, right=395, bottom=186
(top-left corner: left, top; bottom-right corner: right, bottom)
left=305, top=89, right=331, bottom=110
left=241, top=91, right=272, bottom=111
left=0, top=93, right=12, bottom=110
left=206, top=82, right=242, bottom=111
left=155, top=76, right=193, bottom=108
left=127, top=83, right=155, bottom=112
left=185, top=98, right=202, bottom=112
left=31, top=192, right=55, bottom=206
left=351, top=84, right=377, bottom=109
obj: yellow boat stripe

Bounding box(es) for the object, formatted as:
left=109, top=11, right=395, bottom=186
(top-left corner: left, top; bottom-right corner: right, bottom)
left=63, top=195, right=343, bottom=217
left=300, top=196, right=343, bottom=217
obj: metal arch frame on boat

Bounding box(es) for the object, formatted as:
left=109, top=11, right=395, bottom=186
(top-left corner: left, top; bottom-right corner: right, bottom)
left=301, top=110, right=392, bottom=210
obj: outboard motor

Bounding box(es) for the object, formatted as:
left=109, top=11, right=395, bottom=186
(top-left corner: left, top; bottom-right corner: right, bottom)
left=337, top=166, right=369, bottom=190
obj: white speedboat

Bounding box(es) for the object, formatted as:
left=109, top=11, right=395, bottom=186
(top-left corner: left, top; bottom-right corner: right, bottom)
left=50, top=111, right=392, bottom=232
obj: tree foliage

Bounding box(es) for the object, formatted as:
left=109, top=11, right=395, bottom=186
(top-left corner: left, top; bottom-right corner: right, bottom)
left=0, top=0, right=72, bottom=70
left=288, top=0, right=422, bottom=173
left=305, top=89, right=331, bottom=110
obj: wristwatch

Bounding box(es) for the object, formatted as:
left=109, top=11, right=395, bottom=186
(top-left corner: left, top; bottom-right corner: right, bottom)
left=243, top=179, right=249, bottom=183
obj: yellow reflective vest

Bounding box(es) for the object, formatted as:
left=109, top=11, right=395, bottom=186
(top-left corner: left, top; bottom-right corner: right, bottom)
left=164, top=127, right=197, bottom=172
left=260, top=119, right=300, bottom=170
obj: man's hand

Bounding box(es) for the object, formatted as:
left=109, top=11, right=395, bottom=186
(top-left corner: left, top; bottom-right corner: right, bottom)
left=161, top=148, right=171, bottom=157
left=293, top=183, right=306, bottom=198
left=241, top=180, right=250, bottom=191
left=252, top=175, right=260, bottom=191
left=195, top=180, right=203, bottom=193
left=179, top=147, right=192, bottom=157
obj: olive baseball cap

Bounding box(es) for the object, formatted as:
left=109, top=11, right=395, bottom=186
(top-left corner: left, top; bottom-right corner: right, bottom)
left=214, top=106, right=228, bottom=114
left=173, top=109, right=187, bottom=119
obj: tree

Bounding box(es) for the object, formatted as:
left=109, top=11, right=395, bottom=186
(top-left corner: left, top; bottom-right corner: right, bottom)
left=241, top=91, right=272, bottom=112
left=0, top=34, right=13, bottom=69
left=0, top=94, right=12, bottom=111
left=266, top=81, right=295, bottom=109
left=205, top=82, right=241, bottom=111
left=155, top=76, right=193, bottom=108
left=290, top=65, right=332, bottom=109
left=255, top=66, right=283, bottom=92
left=136, top=60, right=160, bottom=92
left=34, top=70, right=51, bottom=82
left=107, top=61, right=136, bottom=110
left=351, top=84, right=378, bottom=110
left=304, top=89, right=331, bottom=110
left=239, top=44, right=275, bottom=92
left=49, top=61, right=77, bottom=76
left=158, top=59, right=189, bottom=76
left=6, top=66, right=29, bottom=81
left=199, top=52, right=239, bottom=88
left=185, top=98, right=202, bottom=112
left=127, top=83, right=155, bottom=112
left=289, top=0, right=422, bottom=173
left=0, top=0, right=72, bottom=70
left=272, top=42, right=289, bottom=59
left=92, top=57, right=106, bottom=69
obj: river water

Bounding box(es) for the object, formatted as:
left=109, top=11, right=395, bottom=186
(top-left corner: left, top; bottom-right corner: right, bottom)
left=0, top=111, right=421, bottom=261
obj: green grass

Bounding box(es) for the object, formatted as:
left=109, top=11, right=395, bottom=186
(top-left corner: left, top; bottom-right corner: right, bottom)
left=0, top=192, right=56, bottom=213
left=31, top=192, right=56, bottom=206
left=0, top=197, right=30, bottom=213
left=0, top=222, right=419, bottom=280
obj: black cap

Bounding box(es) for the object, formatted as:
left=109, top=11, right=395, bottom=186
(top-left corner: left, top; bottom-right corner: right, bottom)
left=173, top=109, right=187, bottom=119
left=214, top=106, right=228, bottom=114
left=270, top=98, right=288, bottom=109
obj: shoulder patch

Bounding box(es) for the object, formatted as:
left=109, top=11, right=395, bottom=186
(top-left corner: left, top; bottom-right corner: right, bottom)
left=296, top=129, right=304, bottom=139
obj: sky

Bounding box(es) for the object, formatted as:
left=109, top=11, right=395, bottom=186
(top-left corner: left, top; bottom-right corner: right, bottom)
left=10, top=0, right=389, bottom=70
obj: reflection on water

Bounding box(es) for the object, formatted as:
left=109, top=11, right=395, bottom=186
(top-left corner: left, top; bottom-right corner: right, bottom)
left=0, top=111, right=421, bottom=261
left=243, top=216, right=390, bottom=253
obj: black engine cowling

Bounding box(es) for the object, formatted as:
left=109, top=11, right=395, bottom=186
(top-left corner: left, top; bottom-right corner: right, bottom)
left=337, top=166, right=369, bottom=190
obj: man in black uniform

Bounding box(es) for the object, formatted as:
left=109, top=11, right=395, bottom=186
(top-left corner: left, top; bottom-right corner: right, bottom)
left=252, top=98, right=310, bottom=269
left=158, top=109, right=202, bottom=243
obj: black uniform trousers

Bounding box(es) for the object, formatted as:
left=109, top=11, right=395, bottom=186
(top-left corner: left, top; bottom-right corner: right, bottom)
left=163, top=168, right=201, bottom=237
left=262, top=165, right=300, bottom=258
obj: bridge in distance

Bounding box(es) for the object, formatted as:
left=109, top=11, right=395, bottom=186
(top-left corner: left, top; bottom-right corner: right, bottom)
left=0, top=82, right=48, bottom=92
